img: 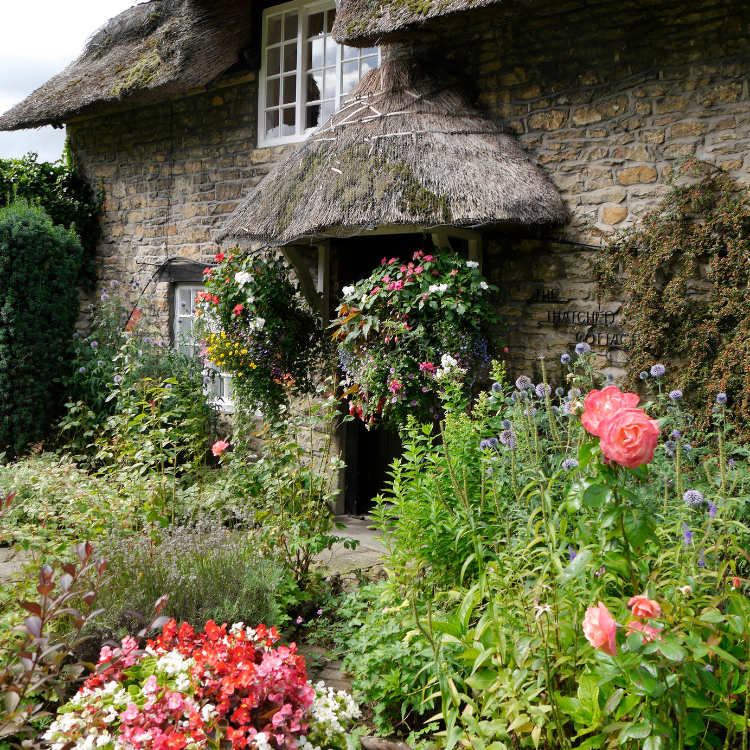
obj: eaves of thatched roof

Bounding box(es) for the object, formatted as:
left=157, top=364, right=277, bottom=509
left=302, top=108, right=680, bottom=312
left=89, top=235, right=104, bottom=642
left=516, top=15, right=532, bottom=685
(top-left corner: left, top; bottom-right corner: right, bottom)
left=0, top=0, right=252, bottom=132
left=332, top=0, right=548, bottom=48
left=220, top=56, right=566, bottom=245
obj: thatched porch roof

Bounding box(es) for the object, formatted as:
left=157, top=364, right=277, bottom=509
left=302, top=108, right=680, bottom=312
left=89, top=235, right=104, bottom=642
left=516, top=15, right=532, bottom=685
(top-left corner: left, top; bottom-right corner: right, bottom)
left=0, top=0, right=252, bottom=131
left=332, top=0, right=548, bottom=49
left=220, top=56, right=566, bottom=245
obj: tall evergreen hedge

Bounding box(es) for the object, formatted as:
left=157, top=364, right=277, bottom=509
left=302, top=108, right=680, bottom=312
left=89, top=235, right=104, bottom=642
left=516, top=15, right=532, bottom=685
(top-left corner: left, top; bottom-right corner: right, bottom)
left=0, top=201, right=83, bottom=457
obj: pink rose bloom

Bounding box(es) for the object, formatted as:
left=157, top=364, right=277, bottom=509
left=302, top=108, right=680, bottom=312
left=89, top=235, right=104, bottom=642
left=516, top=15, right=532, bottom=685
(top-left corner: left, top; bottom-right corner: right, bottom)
left=581, top=386, right=640, bottom=437
left=582, top=601, right=617, bottom=655
left=383, top=276, right=391, bottom=283
left=393, top=280, right=404, bottom=290
left=212, top=440, right=230, bottom=457
left=599, top=408, right=660, bottom=469
left=626, top=620, right=662, bottom=643
left=627, top=595, right=661, bottom=619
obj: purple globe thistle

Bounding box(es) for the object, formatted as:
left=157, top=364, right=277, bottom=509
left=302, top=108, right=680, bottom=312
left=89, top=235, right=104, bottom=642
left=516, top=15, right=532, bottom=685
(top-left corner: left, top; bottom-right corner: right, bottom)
left=180, top=301, right=187, bottom=308
left=650, top=364, right=666, bottom=377
left=165, top=383, right=173, bottom=390
left=78, top=366, right=86, bottom=374
left=73, top=332, right=79, bottom=340
left=203, top=376, right=211, bottom=385
left=535, top=383, right=552, bottom=398
left=110, top=280, right=119, bottom=288
left=101, top=294, right=110, bottom=302
left=562, top=458, right=579, bottom=471
left=683, top=489, right=704, bottom=505
left=91, top=341, right=99, bottom=348
left=665, top=440, right=677, bottom=452
left=101, top=287, right=107, bottom=294
left=480, top=440, right=489, bottom=450
left=575, top=342, right=591, bottom=356
left=502, top=420, right=512, bottom=430
left=491, top=382, right=502, bottom=393
left=524, top=408, right=537, bottom=417
left=499, top=429, right=515, bottom=448
left=561, top=353, right=571, bottom=364
left=97, top=360, right=104, bottom=367
left=144, top=337, right=152, bottom=344
left=555, top=387, right=565, bottom=397
left=717, top=393, right=727, bottom=405
left=515, top=375, right=533, bottom=390
left=683, top=523, right=693, bottom=546
left=639, top=371, right=649, bottom=380
left=669, top=390, right=683, bottom=401
left=488, top=437, right=499, bottom=448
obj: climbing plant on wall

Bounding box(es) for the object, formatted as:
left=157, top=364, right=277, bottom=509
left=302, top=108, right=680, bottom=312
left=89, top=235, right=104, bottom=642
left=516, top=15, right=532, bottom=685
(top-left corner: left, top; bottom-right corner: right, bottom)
left=595, top=157, right=750, bottom=437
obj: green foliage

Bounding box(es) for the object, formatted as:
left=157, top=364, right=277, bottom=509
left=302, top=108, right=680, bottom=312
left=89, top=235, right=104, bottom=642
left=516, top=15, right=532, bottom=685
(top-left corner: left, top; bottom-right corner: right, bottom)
left=197, top=250, right=331, bottom=418
left=0, top=200, right=82, bottom=457
left=364, top=352, right=750, bottom=748
left=0, top=151, right=101, bottom=286
left=91, top=522, right=286, bottom=640
left=332, top=250, right=499, bottom=429
left=595, top=157, right=750, bottom=439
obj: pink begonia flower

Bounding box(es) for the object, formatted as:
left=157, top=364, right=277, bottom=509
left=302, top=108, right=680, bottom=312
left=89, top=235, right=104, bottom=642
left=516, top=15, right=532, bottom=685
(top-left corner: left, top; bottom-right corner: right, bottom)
left=143, top=675, right=159, bottom=695
left=626, top=620, right=662, bottom=643
left=627, top=595, right=661, bottom=619
left=582, top=601, right=618, bottom=655
left=581, top=386, right=640, bottom=437
left=122, top=702, right=140, bottom=722
left=167, top=691, right=184, bottom=711
left=212, top=440, right=230, bottom=457
left=599, top=408, right=660, bottom=469
left=450, top=269, right=458, bottom=275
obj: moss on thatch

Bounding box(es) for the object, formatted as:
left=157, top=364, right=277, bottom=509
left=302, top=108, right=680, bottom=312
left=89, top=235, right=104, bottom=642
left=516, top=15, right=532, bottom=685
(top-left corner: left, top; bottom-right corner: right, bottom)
left=220, top=56, right=565, bottom=245
left=0, top=0, right=253, bottom=131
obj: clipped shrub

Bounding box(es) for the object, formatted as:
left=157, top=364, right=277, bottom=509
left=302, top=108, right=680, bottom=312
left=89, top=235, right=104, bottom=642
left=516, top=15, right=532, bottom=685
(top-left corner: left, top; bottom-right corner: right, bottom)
left=0, top=200, right=82, bottom=457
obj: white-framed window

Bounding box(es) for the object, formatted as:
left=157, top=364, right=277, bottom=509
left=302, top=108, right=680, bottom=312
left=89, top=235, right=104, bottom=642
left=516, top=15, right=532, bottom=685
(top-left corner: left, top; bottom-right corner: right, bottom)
left=173, top=284, right=234, bottom=412
left=258, top=0, right=379, bottom=146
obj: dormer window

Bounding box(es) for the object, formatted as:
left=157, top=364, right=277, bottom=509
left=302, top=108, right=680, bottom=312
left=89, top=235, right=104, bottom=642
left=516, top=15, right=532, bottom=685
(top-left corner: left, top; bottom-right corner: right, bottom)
left=258, top=0, right=379, bottom=146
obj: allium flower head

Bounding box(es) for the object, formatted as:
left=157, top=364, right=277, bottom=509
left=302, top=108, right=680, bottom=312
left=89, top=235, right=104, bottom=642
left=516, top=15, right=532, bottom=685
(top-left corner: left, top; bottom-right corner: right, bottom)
left=683, top=489, right=704, bottom=505
left=717, top=393, right=727, bottom=404
left=515, top=376, right=533, bottom=390
left=575, top=342, right=591, bottom=356
left=561, top=353, right=571, bottom=364
left=669, top=390, right=683, bottom=401
left=650, top=364, right=666, bottom=377
left=562, top=458, right=579, bottom=471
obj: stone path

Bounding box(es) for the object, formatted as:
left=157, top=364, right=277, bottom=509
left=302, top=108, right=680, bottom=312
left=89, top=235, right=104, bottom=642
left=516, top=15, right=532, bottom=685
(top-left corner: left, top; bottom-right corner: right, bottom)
left=0, top=547, right=32, bottom=584
left=314, top=515, right=386, bottom=575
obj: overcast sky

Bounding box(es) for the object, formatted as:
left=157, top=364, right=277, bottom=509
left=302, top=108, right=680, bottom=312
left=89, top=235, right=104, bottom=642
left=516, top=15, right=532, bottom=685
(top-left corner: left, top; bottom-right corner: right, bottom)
left=0, top=0, right=144, bottom=162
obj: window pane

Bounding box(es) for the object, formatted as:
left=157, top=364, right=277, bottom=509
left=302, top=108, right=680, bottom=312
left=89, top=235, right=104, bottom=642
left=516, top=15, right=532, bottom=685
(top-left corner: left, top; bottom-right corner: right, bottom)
left=323, top=100, right=335, bottom=122
left=324, top=36, right=337, bottom=67
left=323, top=71, right=336, bottom=100
left=307, top=72, right=323, bottom=102
left=361, top=55, right=377, bottom=76
left=326, top=9, right=335, bottom=32
left=282, top=107, right=296, bottom=135
left=267, top=46, right=281, bottom=76
left=266, top=78, right=280, bottom=107
left=363, top=46, right=378, bottom=57
left=342, top=60, right=358, bottom=95
left=266, top=110, right=280, bottom=139
left=284, top=12, right=298, bottom=40
left=343, top=45, right=358, bottom=61
left=308, top=11, right=324, bottom=37
left=283, top=42, right=297, bottom=72
left=306, top=103, right=321, bottom=129
left=283, top=75, right=297, bottom=104
left=178, top=287, right=193, bottom=310
left=308, top=38, right=324, bottom=70
left=268, top=15, right=282, bottom=44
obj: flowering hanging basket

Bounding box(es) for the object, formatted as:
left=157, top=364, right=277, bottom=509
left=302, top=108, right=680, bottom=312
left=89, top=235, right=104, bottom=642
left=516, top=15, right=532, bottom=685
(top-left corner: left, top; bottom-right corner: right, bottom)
left=332, top=250, right=500, bottom=429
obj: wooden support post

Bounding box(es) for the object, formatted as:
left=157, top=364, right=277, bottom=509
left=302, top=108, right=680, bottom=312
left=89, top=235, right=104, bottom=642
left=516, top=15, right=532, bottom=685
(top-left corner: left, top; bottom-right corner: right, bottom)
left=316, top=242, right=330, bottom=328
left=468, top=236, right=483, bottom=274
left=281, top=245, right=324, bottom=318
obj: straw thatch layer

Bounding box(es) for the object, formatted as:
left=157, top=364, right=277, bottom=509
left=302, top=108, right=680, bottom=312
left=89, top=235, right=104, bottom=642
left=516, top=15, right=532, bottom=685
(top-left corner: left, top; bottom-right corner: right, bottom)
left=220, top=57, right=566, bottom=245
left=0, top=0, right=252, bottom=131
left=332, top=0, right=548, bottom=48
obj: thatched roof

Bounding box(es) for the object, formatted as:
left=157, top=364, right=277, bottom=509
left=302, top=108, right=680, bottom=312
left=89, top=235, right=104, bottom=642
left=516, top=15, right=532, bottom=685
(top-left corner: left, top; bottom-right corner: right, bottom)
left=0, top=0, right=252, bottom=131
left=220, top=56, right=566, bottom=245
left=332, top=0, right=547, bottom=48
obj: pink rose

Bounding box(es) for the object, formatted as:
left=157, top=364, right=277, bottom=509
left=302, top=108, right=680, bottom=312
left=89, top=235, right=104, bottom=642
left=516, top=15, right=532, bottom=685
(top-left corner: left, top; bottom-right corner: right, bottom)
left=627, top=595, right=661, bottom=619
left=212, top=440, right=230, bottom=457
left=626, top=620, right=662, bottom=643
left=582, top=601, right=617, bottom=655
left=581, top=386, right=640, bottom=437
left=599, top=408, right=660, bottom=469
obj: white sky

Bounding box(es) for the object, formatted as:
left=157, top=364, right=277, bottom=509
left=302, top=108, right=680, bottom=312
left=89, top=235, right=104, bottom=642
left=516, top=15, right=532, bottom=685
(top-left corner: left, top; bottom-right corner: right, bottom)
left=0, top=0, right=146, bottom=162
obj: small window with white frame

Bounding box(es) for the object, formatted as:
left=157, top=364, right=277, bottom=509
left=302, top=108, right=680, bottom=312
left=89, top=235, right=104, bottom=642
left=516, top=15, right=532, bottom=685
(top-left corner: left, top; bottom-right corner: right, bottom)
left=259, top=0, right=379, bottom=146
left=173, top=284, right=234, bottom=412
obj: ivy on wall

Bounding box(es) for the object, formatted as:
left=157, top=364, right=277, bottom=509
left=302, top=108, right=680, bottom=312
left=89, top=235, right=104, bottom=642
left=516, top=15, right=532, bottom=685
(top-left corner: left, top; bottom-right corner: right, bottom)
left=595, top=158, right=750, bottom=436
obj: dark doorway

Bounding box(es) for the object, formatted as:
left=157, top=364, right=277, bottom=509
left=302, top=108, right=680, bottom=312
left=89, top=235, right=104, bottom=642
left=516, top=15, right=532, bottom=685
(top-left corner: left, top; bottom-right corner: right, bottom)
left=337, top=233, right=428, bottom=515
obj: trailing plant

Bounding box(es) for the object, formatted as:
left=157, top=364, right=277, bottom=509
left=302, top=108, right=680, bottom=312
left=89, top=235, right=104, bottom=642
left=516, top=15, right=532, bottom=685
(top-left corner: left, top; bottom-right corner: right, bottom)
left=0, top=150, right=101, bottom=286
left=595, top=157, right=750, bottom=438
left=0, top=201, right=83, bottom=457
left=196, top=250, right=330, bottom=418
left=332, top=250, right=499, bottom=430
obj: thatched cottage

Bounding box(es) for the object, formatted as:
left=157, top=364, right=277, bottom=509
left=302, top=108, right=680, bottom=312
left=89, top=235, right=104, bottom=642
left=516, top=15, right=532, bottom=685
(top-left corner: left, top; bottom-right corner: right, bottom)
left=2, top=0, right=749, bottom=510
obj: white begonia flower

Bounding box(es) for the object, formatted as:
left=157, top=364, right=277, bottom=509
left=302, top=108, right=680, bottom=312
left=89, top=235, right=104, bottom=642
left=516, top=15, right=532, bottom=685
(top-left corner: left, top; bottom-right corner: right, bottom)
left=428, top=284, right=449, bottom=294
left=479, top=281, right=489, bottom=290
left=466, top=260, right=479, bottom=268
left=246, top=295, right=255, bottom=304
left=235, top=271, right=253, bottom=287
left=342, top=285, right=355, bottom=296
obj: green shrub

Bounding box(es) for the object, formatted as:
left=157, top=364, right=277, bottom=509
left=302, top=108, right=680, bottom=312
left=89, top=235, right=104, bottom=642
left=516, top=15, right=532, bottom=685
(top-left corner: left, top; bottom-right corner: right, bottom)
left=0, top=201, right=82, bottom=457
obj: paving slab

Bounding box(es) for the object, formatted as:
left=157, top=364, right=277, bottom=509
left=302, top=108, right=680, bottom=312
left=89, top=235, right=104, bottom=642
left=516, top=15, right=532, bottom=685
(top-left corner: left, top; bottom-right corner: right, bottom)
left=0, top=547, right=32, bottom=584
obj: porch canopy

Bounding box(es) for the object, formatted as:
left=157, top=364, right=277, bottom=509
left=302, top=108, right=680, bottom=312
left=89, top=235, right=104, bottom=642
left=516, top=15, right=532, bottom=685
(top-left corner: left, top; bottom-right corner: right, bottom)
left=219, top=55, right=566, bottom=246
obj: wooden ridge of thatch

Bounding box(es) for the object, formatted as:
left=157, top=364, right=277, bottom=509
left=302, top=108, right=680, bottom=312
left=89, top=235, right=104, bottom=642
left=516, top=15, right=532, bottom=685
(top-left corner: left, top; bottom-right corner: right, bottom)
left=0, top=0, right=252, bottom=131
left=220, top=56, right=566, bottom=246
left=332, top=0, right=550, bottom=48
